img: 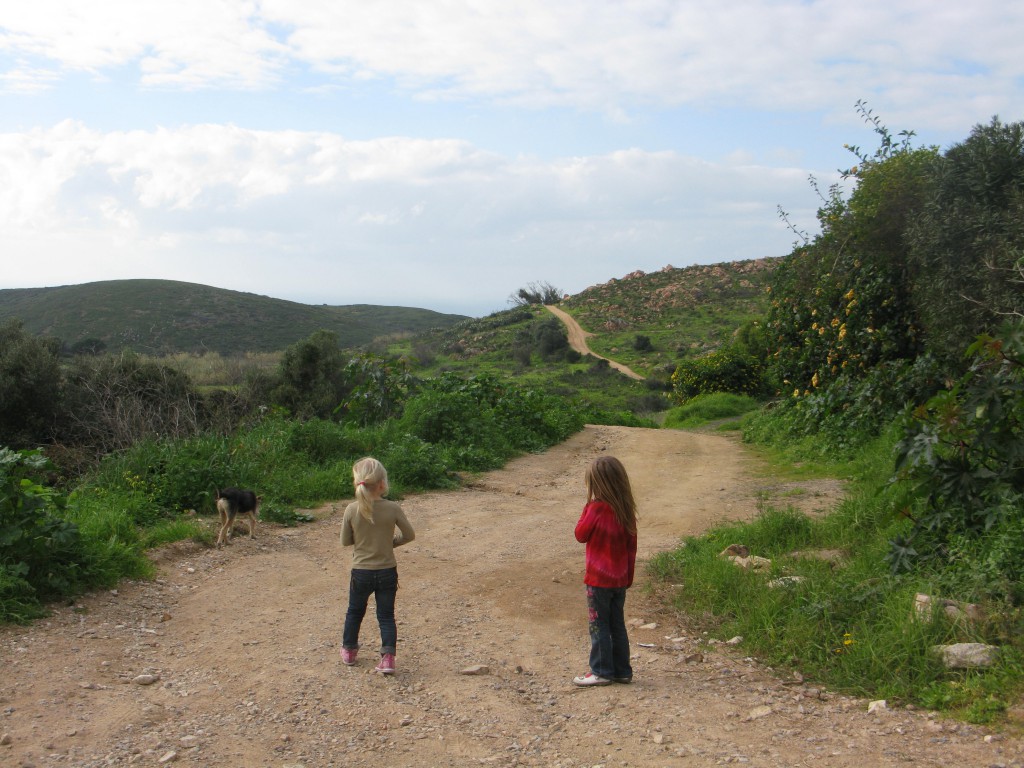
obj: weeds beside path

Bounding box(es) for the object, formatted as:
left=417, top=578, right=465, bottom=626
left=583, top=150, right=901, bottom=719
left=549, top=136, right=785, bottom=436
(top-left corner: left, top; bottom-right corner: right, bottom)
left=0, top=426, right=1013, bottom=767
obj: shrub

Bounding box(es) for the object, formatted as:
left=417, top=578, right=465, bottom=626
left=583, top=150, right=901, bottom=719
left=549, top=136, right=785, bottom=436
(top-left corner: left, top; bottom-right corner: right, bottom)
left=0, top=449, right=87, bottom=620
left=892, top=321, right=1024, bottom=584
left=633, top=334, right=653, bottom=352
left=0, top=320, right=63, bottom=448
left=671, top=347, right=766, bottom=402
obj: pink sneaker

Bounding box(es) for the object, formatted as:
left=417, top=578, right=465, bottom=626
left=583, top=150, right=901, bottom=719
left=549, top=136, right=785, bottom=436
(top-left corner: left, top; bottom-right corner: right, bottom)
left=340, top=647, right=357, bottom=666
left=375, top=653, right=396, bottom=675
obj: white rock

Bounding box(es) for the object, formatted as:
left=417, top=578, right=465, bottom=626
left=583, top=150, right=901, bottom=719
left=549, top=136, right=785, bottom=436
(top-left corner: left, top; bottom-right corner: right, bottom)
left=460, top=665, right=490, bottom=675
left=932, top=643, right=999, bottom=669
left=133, top=674, right=160, bottom=685
left=868, top=700, right=888, bottom=714
left=746, top=705, right=772, bottom=721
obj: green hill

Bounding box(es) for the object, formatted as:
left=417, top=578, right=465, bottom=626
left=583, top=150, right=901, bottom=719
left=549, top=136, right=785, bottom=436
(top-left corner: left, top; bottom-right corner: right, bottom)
left=560, top=257, right=778, bottom=371
left=404, top=257, right=778, bottom=377
left=384, top=258, right=778, bottom=416
left=0, top=280, right=468, bottom=355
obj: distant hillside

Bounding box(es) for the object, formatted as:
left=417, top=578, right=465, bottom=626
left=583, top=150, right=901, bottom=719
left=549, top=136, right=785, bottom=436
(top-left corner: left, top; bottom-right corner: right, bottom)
left=562, top=257, right=777, bottom=329
left=396, top=257, right=779, bottom=381
left=0, top=280, right=468, bottom=355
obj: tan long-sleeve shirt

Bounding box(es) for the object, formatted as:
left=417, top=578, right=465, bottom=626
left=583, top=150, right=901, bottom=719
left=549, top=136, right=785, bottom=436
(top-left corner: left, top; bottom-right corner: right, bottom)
left=341, top=498, right=415, bottom=569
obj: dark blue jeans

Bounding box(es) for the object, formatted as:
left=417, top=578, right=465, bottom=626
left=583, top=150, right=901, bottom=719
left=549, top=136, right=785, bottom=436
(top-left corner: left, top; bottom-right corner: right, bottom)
left=343, top=567, right=398, bottom=655
left=586, top=585, right=632, bottom=680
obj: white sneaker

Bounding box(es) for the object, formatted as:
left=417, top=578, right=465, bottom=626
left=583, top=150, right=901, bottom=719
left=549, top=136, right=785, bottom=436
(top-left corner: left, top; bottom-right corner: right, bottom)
left=572, top=672, right=612, bottom=687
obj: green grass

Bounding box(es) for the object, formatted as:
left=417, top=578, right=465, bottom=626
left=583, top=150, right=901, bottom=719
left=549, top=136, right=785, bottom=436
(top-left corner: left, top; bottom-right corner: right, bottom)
left=662, top=392, right=761, bottom=429
left=648, top=427, right=1024, bottom=722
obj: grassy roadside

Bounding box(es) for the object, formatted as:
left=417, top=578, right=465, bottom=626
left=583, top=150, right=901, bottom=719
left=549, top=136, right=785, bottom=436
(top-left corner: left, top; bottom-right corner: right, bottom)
left=652, top=404, right=1024, bottom=726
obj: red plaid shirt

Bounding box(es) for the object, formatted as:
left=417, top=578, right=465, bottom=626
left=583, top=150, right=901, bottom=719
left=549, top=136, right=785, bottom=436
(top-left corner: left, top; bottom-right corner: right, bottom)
left=574, top=500, right=637, bottom=588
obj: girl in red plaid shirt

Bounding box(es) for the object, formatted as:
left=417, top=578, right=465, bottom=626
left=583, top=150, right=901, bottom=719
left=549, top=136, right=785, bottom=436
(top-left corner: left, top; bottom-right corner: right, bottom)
left=572, top=455, right=638, bottom=686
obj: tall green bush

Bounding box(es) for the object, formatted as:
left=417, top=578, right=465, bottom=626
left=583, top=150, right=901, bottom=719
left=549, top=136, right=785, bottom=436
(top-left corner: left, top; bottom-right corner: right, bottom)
left=670, top=346, right=765, bottom=402
left=0, top=449, right=85, bottom=621
left=0, top=320, right=63, bottom=448
left=907, top=118, right=1024, bottom=366
left=892, top=321, right=1024, bottom=587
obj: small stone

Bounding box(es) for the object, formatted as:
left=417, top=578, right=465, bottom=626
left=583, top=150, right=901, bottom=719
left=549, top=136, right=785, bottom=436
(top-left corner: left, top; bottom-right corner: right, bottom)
left=0, top=733, right=11, bottom=745
left=158, top=751, right=177, bottom=764
left=639, top=623, right=658, bottom=630
left=746, top=705, right=772, bottom=721
left=868, top=700, right=888, bottom=714
left=652, top=732, right=668, bottom=744
left=683, top=653, right=704, bottom=664
left=133, top=674, right=160, bottom=685
left=400, top=716, right=413, bottom=726
left=460, top=665, right=490, bottom=675
left=725, top=636, right=743, bottom=645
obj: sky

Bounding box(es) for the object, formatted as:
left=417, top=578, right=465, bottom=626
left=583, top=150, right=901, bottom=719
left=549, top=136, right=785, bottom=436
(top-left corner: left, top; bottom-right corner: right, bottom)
left=1, top=2, right=1021, bottom=317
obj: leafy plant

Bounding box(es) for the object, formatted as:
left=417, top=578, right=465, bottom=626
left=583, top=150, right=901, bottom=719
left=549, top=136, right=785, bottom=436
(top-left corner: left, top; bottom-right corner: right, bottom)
left=671, top=346, right=766, bottom=401
left=892, top=321, right=1024, bottom=583
left=0, top=449, right=85, bottom=620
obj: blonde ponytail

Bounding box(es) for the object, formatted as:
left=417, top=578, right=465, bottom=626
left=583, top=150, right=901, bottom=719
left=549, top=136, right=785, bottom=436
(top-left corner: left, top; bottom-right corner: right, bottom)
left=352, top=457, right=389, bottom=523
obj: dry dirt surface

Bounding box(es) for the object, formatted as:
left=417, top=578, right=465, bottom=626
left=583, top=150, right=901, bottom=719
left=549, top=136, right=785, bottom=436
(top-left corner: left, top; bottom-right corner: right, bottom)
left=2, top=426, right=1020, bottom=768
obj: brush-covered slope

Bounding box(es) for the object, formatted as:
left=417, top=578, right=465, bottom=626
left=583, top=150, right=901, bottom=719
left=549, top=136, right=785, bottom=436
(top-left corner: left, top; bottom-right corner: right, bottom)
left=0, top=279, right=468, bottom=355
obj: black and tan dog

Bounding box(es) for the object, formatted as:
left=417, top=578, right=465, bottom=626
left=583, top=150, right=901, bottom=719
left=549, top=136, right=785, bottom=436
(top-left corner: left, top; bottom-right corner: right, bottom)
left=215, top=487, right=261, bottom=548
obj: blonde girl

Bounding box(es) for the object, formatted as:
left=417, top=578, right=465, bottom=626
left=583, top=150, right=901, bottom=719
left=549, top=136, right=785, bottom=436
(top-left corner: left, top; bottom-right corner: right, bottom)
left=340, top=457, right=415, bottom=674
left=572, top=455, right=638, bottom=686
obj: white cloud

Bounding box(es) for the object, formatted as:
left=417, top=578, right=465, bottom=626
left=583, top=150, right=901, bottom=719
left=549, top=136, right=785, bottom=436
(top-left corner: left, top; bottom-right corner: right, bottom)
left=1, top=1, right=1020, bottom=126
left=0, top=121, right=820, bottom=313
left=1, top=1, right=1018, bottom=314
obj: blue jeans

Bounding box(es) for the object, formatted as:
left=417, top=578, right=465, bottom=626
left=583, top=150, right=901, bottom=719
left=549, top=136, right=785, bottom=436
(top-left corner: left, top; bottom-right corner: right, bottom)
left=587, top=585, right=632, bottom=680
left=343, top=567, right=398, bottom=655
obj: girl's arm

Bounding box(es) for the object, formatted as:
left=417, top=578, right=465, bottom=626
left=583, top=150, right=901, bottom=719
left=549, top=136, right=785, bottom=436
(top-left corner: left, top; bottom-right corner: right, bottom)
left=574, top=503, right=597, bottom=543
left=340, top=508, right=355, bottom=547
left=393, top=508, right=416, bottom=546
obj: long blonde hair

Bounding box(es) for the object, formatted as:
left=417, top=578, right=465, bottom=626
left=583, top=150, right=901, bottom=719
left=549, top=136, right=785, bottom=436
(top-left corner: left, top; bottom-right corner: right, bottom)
left=352, top=457, right=389, bottom=523
left=585, top=455, right=637, bottom=536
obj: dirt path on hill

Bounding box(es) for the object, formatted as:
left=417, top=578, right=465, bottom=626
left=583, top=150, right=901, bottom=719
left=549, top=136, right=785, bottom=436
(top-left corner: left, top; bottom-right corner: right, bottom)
left=2, top=426, right=1019, bottom=768
left=545, top=305, right=645, bottom=380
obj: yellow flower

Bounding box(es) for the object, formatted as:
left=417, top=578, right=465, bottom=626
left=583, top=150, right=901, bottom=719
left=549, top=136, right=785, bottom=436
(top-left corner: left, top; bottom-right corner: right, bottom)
left=793, top=388, right=800, bottom=398
left=844, top=289, right=855, bottom=301
left=811, top=372, right=819, bottom=387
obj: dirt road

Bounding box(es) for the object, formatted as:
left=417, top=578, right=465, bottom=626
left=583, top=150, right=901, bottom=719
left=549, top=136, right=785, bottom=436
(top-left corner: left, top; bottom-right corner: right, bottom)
left=1, top=426, right=1018, bottom=767
left=545, top=305, right=644, bottom=380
